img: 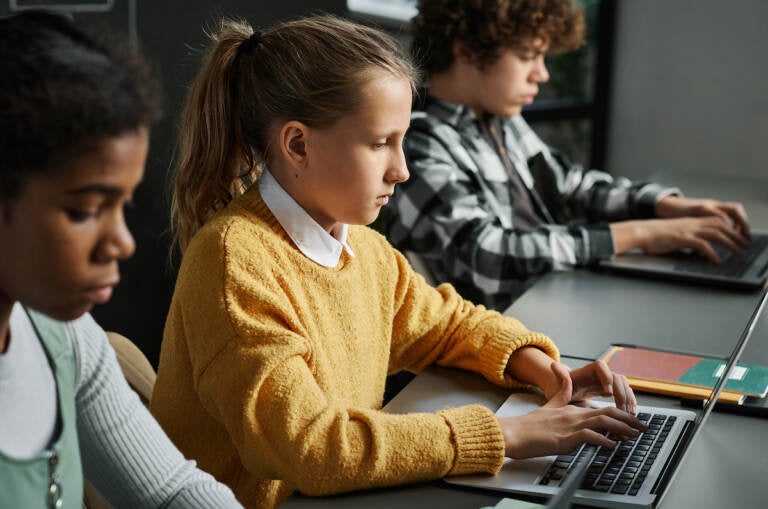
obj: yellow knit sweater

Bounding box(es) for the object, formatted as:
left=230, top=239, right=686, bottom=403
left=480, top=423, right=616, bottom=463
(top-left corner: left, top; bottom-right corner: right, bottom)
left=151, top=187, right=558, bottom=509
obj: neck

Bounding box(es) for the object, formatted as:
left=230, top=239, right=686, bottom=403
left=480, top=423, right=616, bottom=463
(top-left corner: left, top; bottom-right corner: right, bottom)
left=265, top=164, right=339, bottom=234
left=427, top=68, right=484, bottom=118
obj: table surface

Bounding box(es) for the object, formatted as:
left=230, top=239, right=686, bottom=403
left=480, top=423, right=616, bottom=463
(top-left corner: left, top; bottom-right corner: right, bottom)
left=284, top=174, right=768, bottom=508
left=284, top=270, right=768, bottom=508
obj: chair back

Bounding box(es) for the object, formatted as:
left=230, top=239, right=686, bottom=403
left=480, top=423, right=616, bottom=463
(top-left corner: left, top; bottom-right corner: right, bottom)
left=105, top=331, right=156, bottom=406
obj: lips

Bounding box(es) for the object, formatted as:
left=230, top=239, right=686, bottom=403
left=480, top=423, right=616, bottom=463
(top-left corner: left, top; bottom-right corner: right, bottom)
left=376, top=194, right=391, bottom=206
left=84, top=279, right=119, bottom=304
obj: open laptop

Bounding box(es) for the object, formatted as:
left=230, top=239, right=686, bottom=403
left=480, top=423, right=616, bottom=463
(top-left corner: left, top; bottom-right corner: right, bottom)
left=484, top=450, right=593, bottom=509
left=544, top=445, right=593, bottom=509
left=597, top=232, right=768, bottom=290
left=447, top=286, right=768, bottom=509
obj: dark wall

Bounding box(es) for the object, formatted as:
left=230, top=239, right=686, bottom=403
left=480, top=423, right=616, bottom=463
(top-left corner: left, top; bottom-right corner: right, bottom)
left=67, top=1, right=344, bottom=365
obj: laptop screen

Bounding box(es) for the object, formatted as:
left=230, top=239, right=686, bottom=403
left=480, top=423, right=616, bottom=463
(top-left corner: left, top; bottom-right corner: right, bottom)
left=543, top=286, right=768, bottom=509
left=695, top=285, right=768, bottom=425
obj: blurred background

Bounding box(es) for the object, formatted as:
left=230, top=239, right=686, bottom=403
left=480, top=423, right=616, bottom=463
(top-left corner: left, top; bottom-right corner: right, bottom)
left=3, top=0, right=765, bottom=364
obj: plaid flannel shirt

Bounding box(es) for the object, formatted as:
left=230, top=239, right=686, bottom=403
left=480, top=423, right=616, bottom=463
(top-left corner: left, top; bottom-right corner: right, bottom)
left=384, top=98, right=679, bottom=311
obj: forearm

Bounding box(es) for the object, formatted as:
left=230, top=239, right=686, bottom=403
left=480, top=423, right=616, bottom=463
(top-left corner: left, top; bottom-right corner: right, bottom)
left=441, top=219, right=614, bottom=277
left=564, top=166, right=679, bottom=221
left=208, top=355, right=503, bottom=495
left=505, top=346, right=560, bottom=395
left=73, top=322, right=241, bottom=508
left=609, top=220, right=648, bottom=254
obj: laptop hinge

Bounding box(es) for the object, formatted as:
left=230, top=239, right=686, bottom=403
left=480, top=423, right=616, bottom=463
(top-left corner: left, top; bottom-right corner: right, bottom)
left=650, top=419, right=694, bottom=496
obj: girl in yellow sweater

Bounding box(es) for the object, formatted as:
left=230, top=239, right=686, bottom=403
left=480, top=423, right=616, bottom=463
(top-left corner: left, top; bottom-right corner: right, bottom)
left=151, top=14, right=645, bottom=509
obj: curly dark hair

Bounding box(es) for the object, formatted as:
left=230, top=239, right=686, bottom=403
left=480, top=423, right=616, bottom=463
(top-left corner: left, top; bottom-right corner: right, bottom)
left=412, top=0, right=586, bottom=74
left=0, top=10, right=162, bottom=202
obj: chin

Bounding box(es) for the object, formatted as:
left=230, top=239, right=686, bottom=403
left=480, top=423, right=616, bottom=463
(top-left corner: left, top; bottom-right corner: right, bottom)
left=501, top=106, right=523, bottom=118
left=32, top=301, right=94, bottom=323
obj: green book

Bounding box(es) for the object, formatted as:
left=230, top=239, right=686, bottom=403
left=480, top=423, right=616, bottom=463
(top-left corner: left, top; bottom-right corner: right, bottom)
left=678, top=358, right=768, bottom=397
left=603, top=345, right=768, bottom=398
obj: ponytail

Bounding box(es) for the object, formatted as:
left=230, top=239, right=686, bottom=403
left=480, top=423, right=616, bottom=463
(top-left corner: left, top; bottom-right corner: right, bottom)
left=171, top=15, right=416, bottom=254
left=171, top=19, right=254, bottom=253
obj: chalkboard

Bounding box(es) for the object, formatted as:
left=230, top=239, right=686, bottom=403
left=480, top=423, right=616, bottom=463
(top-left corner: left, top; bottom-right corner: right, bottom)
left=3, top=0, right=138, bottom=46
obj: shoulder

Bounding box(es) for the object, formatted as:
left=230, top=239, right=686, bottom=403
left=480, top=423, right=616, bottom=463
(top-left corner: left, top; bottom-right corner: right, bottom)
left=348, top=225, right=393, bottom=253
left=407, top=101, right=479, bottom=161
left=181, top=197, right=287, bottom=283
left=64, top=312, right=113, bottom=388
left=409, top=108, right=456, bottom=139
left=348, top=226, right=406, bottom=267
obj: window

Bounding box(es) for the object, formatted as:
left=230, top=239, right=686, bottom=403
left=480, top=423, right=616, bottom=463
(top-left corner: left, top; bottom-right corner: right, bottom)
left=522, top=0, right=613, bottom=170
left=347, top=0, right=614, bottom=170
left=346, top=0, right=416, bottom=26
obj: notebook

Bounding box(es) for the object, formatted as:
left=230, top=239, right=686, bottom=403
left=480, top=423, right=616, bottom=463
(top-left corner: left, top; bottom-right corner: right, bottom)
left=446, top=286, right=768, bottom=509
left=601, top=344, right=768, bottom=402
left=597, top=232, right=768, bottom=290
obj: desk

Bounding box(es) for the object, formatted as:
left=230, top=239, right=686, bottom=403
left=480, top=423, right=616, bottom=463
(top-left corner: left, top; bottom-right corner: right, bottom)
left=284, top=272, right=768, bottom=508
left=507, top=270, right=765, bottom=360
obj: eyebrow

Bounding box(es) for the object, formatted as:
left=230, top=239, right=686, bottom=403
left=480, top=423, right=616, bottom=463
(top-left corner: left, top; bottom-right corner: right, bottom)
left=66, top=184, right=125, bottom=197
left=517, top=45, right=547, bottom=55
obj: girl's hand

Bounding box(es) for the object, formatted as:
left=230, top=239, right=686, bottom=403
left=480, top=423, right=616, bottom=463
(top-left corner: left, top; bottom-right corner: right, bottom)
left=541, top=361, right=636, bottom=415
left=500, top=366, right=646, bottom=459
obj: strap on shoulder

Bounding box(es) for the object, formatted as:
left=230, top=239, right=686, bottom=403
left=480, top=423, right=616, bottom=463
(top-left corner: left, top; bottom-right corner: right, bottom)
left=23, top=308, right=71, bottom=361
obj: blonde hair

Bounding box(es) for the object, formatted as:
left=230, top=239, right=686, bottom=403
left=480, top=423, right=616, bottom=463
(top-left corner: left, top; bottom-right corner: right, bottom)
left=171, top=15, right=417, bottom=253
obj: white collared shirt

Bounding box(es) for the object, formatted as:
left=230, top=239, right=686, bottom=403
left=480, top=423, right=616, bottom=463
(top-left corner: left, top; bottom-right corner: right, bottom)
left=259, top=169, right=355, bottom=267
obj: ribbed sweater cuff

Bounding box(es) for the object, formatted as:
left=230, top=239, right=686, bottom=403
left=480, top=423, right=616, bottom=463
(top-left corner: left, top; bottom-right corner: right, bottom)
left=438, top=405, right=505, bottom=476
left=478, top=325, right=559, bottom=389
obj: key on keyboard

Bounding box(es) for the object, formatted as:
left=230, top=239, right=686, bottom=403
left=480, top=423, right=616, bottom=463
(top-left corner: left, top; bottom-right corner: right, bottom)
left=539, top=413, right=676, bottom=496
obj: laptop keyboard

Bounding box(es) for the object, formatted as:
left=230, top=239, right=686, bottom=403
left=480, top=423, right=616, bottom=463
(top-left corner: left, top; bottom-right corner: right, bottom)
left=673, top=234, right=768, bottom=278
left=539, top=413, right=676, bottom=496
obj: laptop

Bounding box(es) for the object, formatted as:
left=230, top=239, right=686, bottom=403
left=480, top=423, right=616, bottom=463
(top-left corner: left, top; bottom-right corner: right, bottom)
left=446, top=286, right=768, bottom=509
left=545, top=445, right=593, bottom=509
left=484, top=451, right=593, bottom=509
left=597, top=232, right=768, bottom=290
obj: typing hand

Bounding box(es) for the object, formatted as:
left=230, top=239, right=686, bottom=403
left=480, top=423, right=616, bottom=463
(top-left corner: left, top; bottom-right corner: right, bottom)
left=610, top=216, right=748, bottom=263
left=655, top=195, right=751, bottom=240
left=499, top=368, right=646, bottom=460
left=543, top=361, right=636, bottom=415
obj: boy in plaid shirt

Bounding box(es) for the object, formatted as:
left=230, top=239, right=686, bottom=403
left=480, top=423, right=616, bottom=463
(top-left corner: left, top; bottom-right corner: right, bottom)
left=385, top=0, right=750, bottom=311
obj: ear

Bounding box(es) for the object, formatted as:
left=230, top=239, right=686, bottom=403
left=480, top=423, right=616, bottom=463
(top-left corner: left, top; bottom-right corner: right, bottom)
left=452, top=39, right=475, bottom=66
left=277, top=120, right=310, bottom=171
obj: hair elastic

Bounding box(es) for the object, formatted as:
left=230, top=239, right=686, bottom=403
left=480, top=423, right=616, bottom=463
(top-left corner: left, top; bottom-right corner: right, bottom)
left=240, top=29, right=264, bottom=55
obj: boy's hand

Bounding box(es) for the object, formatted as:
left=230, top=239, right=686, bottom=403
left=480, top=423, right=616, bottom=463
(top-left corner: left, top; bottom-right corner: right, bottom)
left=655, top=195, right=750, bottom=239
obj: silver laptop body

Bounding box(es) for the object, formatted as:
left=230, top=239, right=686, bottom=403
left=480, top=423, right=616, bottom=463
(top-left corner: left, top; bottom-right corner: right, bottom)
left=446, top=287, right=768, bottom=508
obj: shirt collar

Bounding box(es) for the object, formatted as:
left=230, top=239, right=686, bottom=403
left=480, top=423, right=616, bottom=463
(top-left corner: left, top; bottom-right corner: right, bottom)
left=259, top=168, right=355, bottom=267
left=421, top=95, right=533, bottom=136
left=420, top=95, right=481, bottom=131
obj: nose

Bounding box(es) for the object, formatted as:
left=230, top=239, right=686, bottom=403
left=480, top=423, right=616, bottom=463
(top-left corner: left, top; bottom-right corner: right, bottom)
left=386, top=147, right=410, bottom=184
left=532, top=56, right=550, bottom=83
left=93, top=212, right=136, bottom=263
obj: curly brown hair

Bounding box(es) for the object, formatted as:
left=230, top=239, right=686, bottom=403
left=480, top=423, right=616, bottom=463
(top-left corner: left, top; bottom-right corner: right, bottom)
left=412, top=0, right=586, bottom=74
